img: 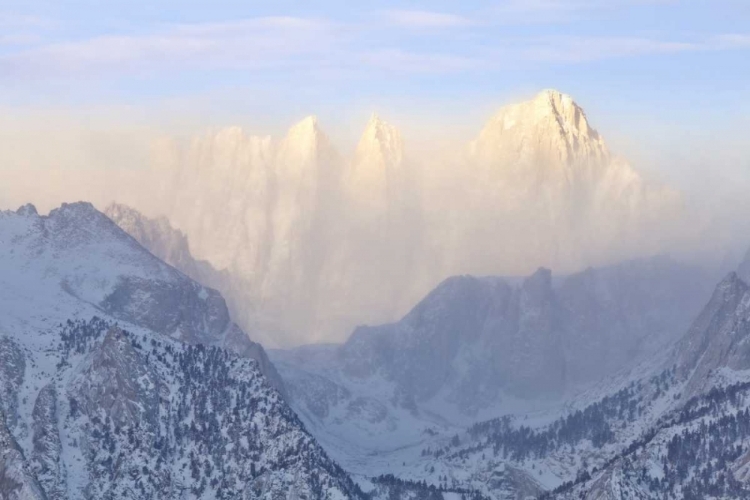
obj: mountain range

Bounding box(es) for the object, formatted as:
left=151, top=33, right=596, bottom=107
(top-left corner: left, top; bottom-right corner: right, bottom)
left=105, top=195, right=750, bottom=500
left=112, top=89, right=680, bottom=347
left=271, top=250, right=750, bottom=500
left=3, top=89, right=749, bottom=500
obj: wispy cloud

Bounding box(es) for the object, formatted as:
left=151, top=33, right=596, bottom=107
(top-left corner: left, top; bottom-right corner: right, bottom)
left=518, top=36, right=696, bottom=63
left=0, top=13, right=54, bottom=29
left=382, top=9, right=475, bottom=28
left=492, top=0, right=676, bottom=23
left=0, top=13, right=56, bottom=47
left=713, top=34, right=750, bottom=49
left=0, top=17, right=339, bottom=76
left=0, top=8, right=748, bottom=81
left=362, top=49, right=480, bottom=73
left=0, top=34, right=42, bottom=46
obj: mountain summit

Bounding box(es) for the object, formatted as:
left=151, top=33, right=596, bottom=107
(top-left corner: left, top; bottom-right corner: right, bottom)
left=472, top=89, right=609, bottom=170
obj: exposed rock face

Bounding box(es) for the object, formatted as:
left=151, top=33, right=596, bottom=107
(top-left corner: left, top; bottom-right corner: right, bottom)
left=676, top=272, right=750, bottom=397
left=339, top=270, right=566, bottom=407
left=0, top=338, right=24, bottom=431
left=68, top=328, right=161, bottom=434
left=103, top=203, right=215, bottom=282
left=103, top=203, right=286, bottom=390
left=115, top=90, right=678, bottom=347
left=31, top=385, right=64, bottom=500
left=160, top=127, right=274, bottom=275
left=0, top=412, right=46, bottom=500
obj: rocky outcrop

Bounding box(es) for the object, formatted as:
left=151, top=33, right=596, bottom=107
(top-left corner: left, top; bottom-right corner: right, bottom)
left=0, top=337, right=24, bottom=431
left=0, top=409, right=46, bottom=500
left=31, top=385, right=64, bottom=500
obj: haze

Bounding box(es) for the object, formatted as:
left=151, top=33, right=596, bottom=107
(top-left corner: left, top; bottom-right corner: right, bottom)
left=2, top=0, right=750, bottom=346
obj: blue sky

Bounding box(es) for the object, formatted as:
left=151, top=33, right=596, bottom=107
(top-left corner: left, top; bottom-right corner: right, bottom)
left=0, top=1, right=749, bottom=169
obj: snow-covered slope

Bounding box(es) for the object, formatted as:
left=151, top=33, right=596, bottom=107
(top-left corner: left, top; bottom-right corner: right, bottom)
left=273, top=257, right=750, bottom=499
left=0, top=202, right=364, bottom=499
left=270, top=257, right=715, bottom=495
left=554, top=267, right=750, bottom=499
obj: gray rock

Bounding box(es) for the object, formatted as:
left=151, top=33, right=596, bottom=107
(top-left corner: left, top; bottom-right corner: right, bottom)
left=332, top=257, right=713, bottom=413
left=0, top=408, right=46, bottom=500
left=676, top=272, right=750, bottom=397
left=31, top=385, right=64, bottom=500
left=0, top=337, right=25, bottom=431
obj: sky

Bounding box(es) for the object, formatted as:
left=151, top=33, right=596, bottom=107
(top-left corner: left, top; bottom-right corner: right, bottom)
left=0, top=0, right=749, bottom=193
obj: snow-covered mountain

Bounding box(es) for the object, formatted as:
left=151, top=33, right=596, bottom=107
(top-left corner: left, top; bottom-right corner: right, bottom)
left=272, top=252, right=750, bottom=499
left=269, top=257, right=716, bottom=491
left=110, top=89, right=680, bottom=348
left=471, top=89, right=610, bottom=176
left=455, top=89, right=680, bottom=277
left=0, top=202, right=365, bottom=499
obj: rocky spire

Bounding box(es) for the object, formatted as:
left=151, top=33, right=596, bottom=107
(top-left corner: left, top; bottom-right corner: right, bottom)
left=345, top=113, right=405, bottom=213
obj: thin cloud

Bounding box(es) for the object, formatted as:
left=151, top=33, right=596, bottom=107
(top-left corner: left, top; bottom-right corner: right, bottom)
left=513, top=33, right=750, bottom=63
left=492, top=0, right=676, bottom=24
left=1, top=10, right=748, bottom=81
left=383, top=9, right=475, bottom=28
left=0, top=17, right=340, bottom=77
left=519, top=36, right=697, bottom=63
left=0, top=13, right=57, bottom=48
left=362, top=49, right=480, bottom=73
left=712, top=34, right=750, bottom=48
left=0, top=13, right=55, bottom=28
left=0, top=34, right=42, bottom=46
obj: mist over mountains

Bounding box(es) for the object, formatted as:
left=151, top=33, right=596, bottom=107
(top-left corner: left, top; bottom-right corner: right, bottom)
left=4, top=90, right=750, bottom=499
left=98, top=89, right=687, bottom=347
left=4, top=197, right=750, bottom=499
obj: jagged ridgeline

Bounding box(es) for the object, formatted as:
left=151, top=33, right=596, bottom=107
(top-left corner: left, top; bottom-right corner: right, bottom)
left=110, top=90, right=681, bottom=347
left=1, top=317, right=365, bottom=499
